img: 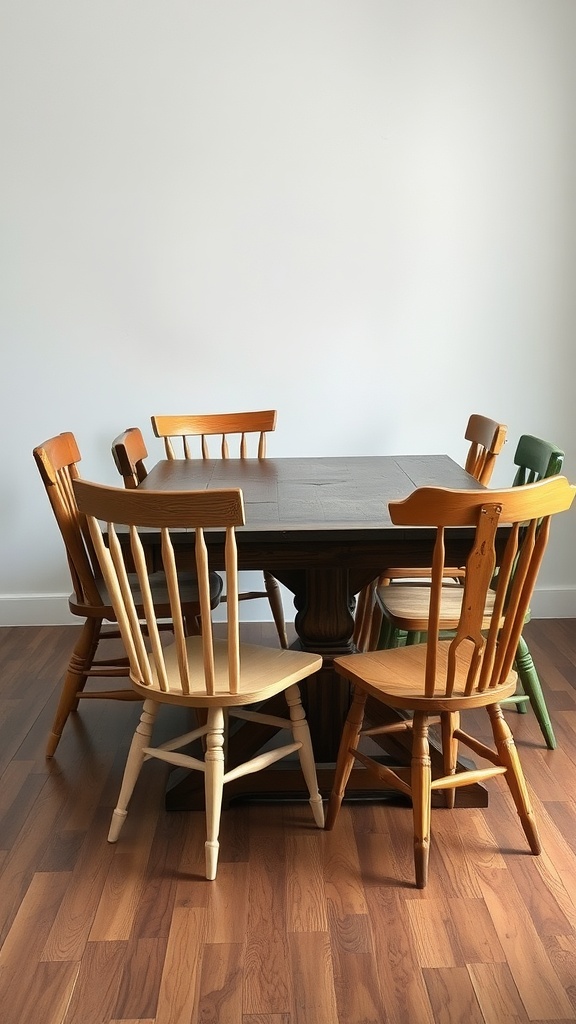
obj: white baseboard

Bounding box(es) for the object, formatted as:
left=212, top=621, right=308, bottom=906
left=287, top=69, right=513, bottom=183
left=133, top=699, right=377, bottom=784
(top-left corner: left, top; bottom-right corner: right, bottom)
left=1, top=589, right=575, bottom=627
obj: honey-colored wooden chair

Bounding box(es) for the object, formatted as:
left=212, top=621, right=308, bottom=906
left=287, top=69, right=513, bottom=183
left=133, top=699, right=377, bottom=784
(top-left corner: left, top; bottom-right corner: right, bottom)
left=326, top=476, right=575, bottom=888
left=73, top=478, right=324, bottom=880
left=151, top=410, right=289, bottom=648
left=111, top=426, right=149, bottom=488
left=374, top=434, right=565, bottom=748
left=353, top=413, right=508, bottom=652
left=33, top=432, right=223, bottom=757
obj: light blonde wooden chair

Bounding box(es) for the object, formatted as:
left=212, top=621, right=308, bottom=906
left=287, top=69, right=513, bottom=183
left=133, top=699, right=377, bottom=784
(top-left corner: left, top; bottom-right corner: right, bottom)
left=353, top=413, right=508, bottom=652
left=326, top=476, right=575, bottom=888
left=151, top=410, right=289, bottom=648
left=73, top=478, right=324, bottom=880
left=33, top=432, right=222, bottom=757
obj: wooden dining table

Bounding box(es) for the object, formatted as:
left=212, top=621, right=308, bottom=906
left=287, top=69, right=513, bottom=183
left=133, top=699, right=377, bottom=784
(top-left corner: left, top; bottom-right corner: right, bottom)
left=139, top=454, right=489, bottom=809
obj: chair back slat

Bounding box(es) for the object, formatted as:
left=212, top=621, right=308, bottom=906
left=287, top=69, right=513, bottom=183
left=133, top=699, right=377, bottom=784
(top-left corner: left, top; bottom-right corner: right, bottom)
left=389, top=478, right=575, bottom=700
left=100, top=521, right=154, bottom=684
left=151, top=410, right=276, bottom=461
left=73, top=479, right=246, bottom=698
left=225, top=525, right=241, bottom=692
left=463, top=414, right=507, bottom=485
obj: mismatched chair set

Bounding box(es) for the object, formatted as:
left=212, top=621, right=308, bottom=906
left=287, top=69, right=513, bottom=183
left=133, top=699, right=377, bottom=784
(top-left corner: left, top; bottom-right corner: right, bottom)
left=33, top=412, right=574, bottom=887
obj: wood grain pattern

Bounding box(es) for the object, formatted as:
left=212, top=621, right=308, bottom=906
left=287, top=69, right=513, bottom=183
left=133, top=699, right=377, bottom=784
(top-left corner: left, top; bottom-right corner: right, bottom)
left=1, top=620, right=576, bottom=1022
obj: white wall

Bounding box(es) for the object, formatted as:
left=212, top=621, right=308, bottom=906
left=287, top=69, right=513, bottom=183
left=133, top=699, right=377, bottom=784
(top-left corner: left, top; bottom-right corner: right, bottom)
left=1, top=0, right=575, bottom=624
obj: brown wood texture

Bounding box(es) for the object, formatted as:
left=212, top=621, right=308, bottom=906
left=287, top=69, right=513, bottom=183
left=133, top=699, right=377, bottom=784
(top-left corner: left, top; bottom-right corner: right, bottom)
left=1, top=620, right=576, bottom=1022
left=138, top=455, right=493, bottom=807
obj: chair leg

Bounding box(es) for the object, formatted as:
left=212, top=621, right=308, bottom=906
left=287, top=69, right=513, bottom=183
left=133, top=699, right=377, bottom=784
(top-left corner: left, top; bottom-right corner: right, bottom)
left=109, top=698, right=158, bottom=843
left=487, top=703, right=541, bottom=855
left=515, top=636, right=556, bottom=749
left=263, top=571, right=288, bottom=649
left=325, top=686, right=367, bottom=830
left=411, top=712, right=432, bottom=889
left=441, top=711, right=460, bottom=809
left=285, top=684, right=324, bottom=827
left=354, top=582, right=376, bottom=652
left=204, top=707, right=226, bottom=880
left=367, top=600, right=384, bottom=652
left=46, top=617, right=102, bottom=757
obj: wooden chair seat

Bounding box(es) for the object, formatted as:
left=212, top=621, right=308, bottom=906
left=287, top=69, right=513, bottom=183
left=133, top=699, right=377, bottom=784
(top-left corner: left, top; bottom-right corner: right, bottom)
left=128, top=635, right=324, bottom=706
left=327, top=476, right=576, bottom=888
left=374, top=581, right=496, bottom=634
left=73, top=477, right=324, bottom=880
left=332, top=640, right=518, bottom=711
left=72, top=570, right=222, bottom=618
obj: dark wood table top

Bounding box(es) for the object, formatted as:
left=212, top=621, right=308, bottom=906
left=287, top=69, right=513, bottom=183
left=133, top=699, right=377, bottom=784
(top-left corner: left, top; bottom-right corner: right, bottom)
left=141, top=454, right=479, bottom=541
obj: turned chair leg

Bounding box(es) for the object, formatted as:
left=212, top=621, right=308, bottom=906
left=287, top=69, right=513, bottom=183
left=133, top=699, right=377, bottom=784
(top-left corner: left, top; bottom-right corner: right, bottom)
left=411, top=712, right=432, bottom=889
left=441, top=711, right=460, bottom=809
left=325, top=686, right=367, bottom=830
left=108, top=699, right=158, bottom=843
left=46, top=617, right=102, bottom=757
left=487, top=703, right=541, bottom=855
left=514, top=636, right=556, bottom=749
left=285, top=684, right=324, bottom=827
left=204, top=706, right=226, bottom=880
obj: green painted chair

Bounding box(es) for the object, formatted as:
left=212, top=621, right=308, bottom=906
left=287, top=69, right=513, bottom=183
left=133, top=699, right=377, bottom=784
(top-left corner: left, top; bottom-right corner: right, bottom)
left=374, top=434, right=565, bottom=748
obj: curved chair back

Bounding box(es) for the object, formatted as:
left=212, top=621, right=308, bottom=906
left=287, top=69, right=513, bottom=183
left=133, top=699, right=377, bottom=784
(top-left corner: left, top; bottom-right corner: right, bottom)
left=513, top=434, right=564, bottom=485
left=111, top=427, right=149, bottom=488
left=463, top=414, right=508, bottom=486
left=151, top=410, right=277, bottom=460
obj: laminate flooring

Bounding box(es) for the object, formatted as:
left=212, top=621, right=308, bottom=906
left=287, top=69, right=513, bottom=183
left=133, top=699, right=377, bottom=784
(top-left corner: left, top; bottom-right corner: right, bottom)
left=1, top=620, right=576, bottom=1023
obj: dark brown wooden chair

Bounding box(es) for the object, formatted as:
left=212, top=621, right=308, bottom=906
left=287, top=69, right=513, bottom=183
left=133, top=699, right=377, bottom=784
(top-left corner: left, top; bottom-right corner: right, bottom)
left=33, top=432, right=222, bottom=757
left=326, top=476, right=575, bottom=888
left=151, top=411, right=289, bottom=648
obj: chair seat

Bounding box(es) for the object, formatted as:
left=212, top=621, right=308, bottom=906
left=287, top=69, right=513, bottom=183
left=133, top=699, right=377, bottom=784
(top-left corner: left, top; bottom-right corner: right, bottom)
left=335, top=640, right=518, bottom=711
left=376, top=581, right=496, bottom=633
left=130, top=637, right=322, bottom=706
left=69, top=570, right=224, bottom=618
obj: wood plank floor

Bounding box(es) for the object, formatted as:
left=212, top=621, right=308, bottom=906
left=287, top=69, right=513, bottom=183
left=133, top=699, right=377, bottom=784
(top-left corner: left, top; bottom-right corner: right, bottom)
left=1, top=619, right=576, bottom=1023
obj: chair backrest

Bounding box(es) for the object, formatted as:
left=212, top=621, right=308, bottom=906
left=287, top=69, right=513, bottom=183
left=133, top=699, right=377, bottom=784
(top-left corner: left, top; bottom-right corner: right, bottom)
left=512, top=434, right=564, bottom=485
left=151, top=410, right=277, bottom=460
left=73, top=479, right=246, bottom=696
left=463, top=414, right=508, bottom=485
left=33, top=433, right=104, bottom=607
left=388, top=477, right=575, bottom=699
left=111, top=427, right=149, bottom=489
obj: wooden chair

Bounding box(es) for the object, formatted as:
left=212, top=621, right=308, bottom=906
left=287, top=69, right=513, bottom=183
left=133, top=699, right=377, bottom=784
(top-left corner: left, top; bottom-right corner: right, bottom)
left=353, top=413, right=508, bottom=652
left=111, top=426, right=149, bottom=488
left=151, top=410, right=289, bottom=648
left=374, top=434, right=565, bottom=748
left=73, top=477, right=325, bottom=880
left=33, top=432, right=222, bottom=757
left=326, top=476, right=575, bottom=888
